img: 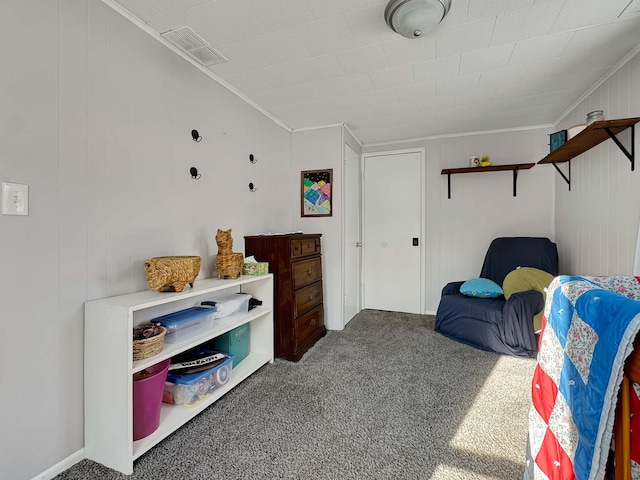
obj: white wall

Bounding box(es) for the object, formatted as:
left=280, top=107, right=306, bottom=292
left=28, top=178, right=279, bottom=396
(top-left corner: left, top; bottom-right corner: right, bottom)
left=0, top=1, right=291, bottom=479
left=363, top=129, right=555, bottom=312
left=290, top=126, right=344, bottom=330
left=553, top=50, right=640, bottom=276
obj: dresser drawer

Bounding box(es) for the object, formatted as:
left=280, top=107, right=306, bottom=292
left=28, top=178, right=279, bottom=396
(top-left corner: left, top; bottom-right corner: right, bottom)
left=295, top=305, right=324, bottom=350
left=292, top=238, right=321, bottom=258
left=292, top=257, right=322, bottom=288
left=294, top=280, right=323, bottom=317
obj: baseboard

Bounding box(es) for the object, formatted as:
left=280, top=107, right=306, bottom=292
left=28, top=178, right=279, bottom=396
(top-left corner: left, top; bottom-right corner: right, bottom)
left=425, top=310, right=437, bottom=315
left=31, top=449, right=84, bottom=480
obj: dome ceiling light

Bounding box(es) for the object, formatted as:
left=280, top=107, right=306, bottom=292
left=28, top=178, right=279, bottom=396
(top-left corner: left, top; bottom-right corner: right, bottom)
left=384, top=0, right=452, bottom=39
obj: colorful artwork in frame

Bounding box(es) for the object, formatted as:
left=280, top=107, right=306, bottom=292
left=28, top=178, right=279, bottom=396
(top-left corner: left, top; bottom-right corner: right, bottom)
left=301, top=169, right=333, bottom=217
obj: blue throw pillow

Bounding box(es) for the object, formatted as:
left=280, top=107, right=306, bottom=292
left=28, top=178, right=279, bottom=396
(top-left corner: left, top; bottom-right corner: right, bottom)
left=460, top=278, right=503, bottom=298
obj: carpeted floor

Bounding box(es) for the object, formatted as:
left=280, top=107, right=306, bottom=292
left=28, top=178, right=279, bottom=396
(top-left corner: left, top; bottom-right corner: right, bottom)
left=57, top=310, right=536, bottom=479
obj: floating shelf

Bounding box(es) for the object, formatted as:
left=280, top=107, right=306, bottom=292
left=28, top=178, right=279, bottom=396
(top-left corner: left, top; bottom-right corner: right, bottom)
left=440, top=163, right=535, bottom=199
left=537, top=117, right=640, bottom=190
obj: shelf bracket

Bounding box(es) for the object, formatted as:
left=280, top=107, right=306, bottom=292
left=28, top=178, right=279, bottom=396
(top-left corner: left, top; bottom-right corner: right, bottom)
left=446, top=172, right=451, bottom=199
left=551, top=160, right=571, bottom=190
left=604, top=125, right=635, bottom=171
left=512, top=168, right=519, bottom=197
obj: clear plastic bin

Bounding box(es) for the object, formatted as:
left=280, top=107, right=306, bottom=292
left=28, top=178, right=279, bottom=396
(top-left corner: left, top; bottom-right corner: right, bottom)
left=163, top=353, right=234, bottom=406
left=201, top=293, right=251, bottom=319
left=153, top=307, right=215, bottom=343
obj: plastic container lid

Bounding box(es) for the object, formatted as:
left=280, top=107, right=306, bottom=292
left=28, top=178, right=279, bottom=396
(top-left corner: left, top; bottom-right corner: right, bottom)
left=153, top=307, right=213, bottom=327
left=166, top=354, right=234, bottom=385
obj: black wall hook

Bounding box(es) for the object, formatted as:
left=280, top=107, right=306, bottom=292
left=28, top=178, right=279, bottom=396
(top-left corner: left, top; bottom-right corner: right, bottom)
left=249, top=154, right=257, bottom=163
left=191, top=129, right=202, bottom=142
left=190, top=167, right=201, bottom=179
left=249, top=182, right=257, bottom=192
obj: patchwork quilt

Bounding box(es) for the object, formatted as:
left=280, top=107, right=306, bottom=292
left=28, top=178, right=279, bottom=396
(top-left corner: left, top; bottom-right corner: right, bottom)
left=524, top=275, right=640, bottom=480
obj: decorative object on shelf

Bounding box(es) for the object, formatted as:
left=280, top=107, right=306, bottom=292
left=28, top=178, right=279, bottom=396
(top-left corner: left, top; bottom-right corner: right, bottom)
left=249, top=154, right=257, bottom=163
left=469, top=155, right=480, bottom=167
left=144, top=256, right=201, bottom=292
left=132, top=323, right=167, bottom=361
left=248, top=182, right=257, bottom=192
left=189, top=167, right=201, bottom=179
left=384, top=0, right=451, bottom=38
left=215, top=228, right=244, bottom=279
left=191, top=129, right=202, bottom=142
left=586, top=110, right=605, bottom=125
left=481, top=155, right=491, bottom=167
left=301, top=169, right=333, bottom=217
left=549, top=129, right=567, bottom=152
left=567, top=124, right=586, bottom=139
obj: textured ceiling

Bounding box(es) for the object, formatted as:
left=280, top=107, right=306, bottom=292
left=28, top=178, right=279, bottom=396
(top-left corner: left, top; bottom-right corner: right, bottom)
left=110, top=0, right=640, bottom=145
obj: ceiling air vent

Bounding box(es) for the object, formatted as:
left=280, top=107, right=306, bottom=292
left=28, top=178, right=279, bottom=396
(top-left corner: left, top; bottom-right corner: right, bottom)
left=161, top=26, right=227, bottom=67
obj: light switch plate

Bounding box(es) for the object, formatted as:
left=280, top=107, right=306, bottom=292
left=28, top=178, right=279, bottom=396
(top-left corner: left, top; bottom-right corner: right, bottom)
left=2, top=182, right=29, bottom=215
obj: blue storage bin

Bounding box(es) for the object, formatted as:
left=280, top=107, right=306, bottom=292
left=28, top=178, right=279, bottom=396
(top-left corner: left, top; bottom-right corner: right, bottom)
left=153, top=307, right=215, bottom=343
left=214, top=323, right=250, bottom=367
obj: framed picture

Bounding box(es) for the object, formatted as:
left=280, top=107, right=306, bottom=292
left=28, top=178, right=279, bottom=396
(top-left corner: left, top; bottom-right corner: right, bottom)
left=301, top=169, right=333, bottom=217
left=549, top=129, right=567, bottom=152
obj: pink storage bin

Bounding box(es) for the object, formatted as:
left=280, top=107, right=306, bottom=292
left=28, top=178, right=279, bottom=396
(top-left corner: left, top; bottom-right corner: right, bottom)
left=132, top=358, right=170, bottom=441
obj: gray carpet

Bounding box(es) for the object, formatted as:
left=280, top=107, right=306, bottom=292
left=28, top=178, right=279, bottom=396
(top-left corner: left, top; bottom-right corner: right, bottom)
left=57, top=310, right=536, bottom=479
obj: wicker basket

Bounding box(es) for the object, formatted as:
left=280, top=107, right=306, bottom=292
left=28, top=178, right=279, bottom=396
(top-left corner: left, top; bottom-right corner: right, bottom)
left=132, top=326, right=167, bottom=361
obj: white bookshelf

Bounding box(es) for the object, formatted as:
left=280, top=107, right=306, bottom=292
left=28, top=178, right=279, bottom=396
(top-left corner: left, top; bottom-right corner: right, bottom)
left=84, top=275, right=274, bottom=475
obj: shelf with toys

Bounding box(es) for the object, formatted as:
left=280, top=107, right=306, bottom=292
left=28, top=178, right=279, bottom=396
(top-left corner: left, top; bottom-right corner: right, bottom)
left=440, top=160, right=535, bottom=199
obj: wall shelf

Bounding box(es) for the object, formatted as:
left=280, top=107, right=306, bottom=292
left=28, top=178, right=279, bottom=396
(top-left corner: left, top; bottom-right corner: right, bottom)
left=440, top=163, right=535, bottom=199
left=537, top=117, right=640, bottom=190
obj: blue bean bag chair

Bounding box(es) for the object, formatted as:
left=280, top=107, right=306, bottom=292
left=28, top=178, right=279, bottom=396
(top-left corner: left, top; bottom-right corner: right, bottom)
left=435, top=237, right=559, bottom=357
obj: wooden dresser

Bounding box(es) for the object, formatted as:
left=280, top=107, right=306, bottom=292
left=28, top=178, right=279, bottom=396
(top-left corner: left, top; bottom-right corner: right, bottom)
left=244, top=233, right=326, bottom=361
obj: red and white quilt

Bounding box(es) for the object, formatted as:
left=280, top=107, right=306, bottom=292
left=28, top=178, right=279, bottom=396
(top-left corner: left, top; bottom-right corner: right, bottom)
left=524, top=275, right=640, bottom=480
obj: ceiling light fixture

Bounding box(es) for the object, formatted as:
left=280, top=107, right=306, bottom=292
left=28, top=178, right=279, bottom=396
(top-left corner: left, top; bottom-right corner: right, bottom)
left=384, top=0, right=451, bottom=39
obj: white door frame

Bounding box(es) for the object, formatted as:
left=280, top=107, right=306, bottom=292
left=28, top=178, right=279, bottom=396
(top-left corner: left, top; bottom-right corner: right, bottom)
left=341, top=141, right=362, bottom=328
left=361, top=147, right=426, bottom=314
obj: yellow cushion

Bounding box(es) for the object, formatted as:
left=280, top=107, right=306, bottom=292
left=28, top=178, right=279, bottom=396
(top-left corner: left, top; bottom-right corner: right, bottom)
left=502, top=267, right=555, bottom=332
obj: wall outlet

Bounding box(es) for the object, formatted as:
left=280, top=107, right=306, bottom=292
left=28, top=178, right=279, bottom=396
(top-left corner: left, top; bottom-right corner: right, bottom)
left=2, top=182, right=29, bottom=216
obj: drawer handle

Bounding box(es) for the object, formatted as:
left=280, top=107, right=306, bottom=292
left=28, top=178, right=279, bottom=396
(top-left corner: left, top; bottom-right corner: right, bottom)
left=307, top=268, right=313, bottom=275
left=308, top=294, right=314, bottom=301
left=310, top=318, right=317, bottom=326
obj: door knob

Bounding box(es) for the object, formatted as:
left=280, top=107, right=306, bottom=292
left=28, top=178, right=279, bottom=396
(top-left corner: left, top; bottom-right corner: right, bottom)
left=355, top=242, right=362, bottom=247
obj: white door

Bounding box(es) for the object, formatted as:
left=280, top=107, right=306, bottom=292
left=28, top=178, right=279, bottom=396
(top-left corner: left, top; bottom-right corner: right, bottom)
left=362, top=150, right=423, bottom=314
left=343, top=144, right=361, bottom=327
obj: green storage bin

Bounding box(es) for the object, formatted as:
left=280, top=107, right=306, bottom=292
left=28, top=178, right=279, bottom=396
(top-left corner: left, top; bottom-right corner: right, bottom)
left=214, top=323, right=250, bottom=367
